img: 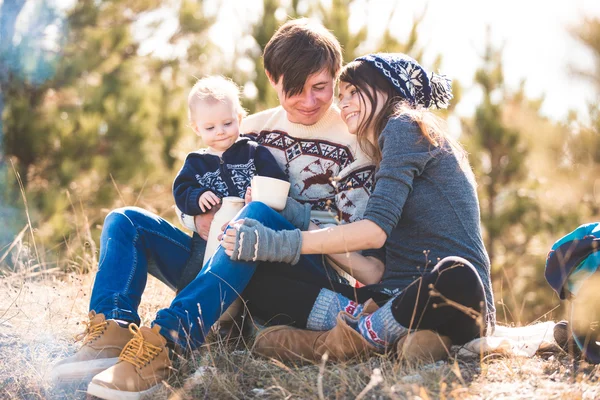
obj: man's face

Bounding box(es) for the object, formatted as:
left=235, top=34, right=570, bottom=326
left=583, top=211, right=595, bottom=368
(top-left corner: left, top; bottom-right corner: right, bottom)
left=269, top=68, right=335, bottom=126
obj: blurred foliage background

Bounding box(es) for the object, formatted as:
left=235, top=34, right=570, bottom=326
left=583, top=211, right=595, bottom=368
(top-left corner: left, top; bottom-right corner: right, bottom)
left=0, top=0, right=599, bottom=325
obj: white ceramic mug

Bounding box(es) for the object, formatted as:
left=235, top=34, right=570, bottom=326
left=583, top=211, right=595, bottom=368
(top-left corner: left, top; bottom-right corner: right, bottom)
left=251, top=176, right=291, bottom=211
left=202, top=196, right=245, bottom=267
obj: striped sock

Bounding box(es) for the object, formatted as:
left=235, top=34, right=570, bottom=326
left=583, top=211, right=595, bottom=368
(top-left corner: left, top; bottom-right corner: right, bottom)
left=306, top=289, right=364, bottom=331
left=355, top=299, right=407, bottom=351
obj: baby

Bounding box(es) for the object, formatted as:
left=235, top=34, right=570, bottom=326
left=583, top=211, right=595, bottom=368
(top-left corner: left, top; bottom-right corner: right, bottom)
left=173, top=76, right=287, bottom=216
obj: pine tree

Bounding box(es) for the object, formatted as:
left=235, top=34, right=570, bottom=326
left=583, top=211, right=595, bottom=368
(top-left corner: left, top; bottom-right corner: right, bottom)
left=1, top=0, right=216, bottom=249
left=0, top=0, right=26, bottom=160
left=248, top=0, right=285, bottom=113
left=461, top=31, right=560, bottom=323
left=462, top=30, right=536, bottom=272
left=152, top=0, right=215, bottom=169
left=375, top=5, right=426, bottom=62
left=236, top=0, right=303, bottom=114
left=0, top=0, right=57, bottom=247
left=569, top=17, right=600, bottom=166
left=315, top=0, right=367, bottom=63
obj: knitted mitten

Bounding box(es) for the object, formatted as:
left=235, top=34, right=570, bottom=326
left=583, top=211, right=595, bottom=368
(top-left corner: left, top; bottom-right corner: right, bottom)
left=230, top=219, right=302, bottom=265
left=278, top=197, right=311, bottom=231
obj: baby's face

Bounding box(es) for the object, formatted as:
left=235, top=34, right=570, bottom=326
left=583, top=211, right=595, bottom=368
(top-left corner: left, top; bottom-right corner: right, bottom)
left=191, top=99, right=241, bottom=153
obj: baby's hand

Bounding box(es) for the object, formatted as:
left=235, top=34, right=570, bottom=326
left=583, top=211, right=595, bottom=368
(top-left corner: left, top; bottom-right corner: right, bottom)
left=199, top=191, right=221, bottom=212
left=244, top=187, right=252, bottom=205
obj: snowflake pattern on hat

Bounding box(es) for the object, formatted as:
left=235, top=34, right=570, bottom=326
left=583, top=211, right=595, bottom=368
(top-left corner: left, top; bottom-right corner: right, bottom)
left=356, top=53, right=452, bottom=109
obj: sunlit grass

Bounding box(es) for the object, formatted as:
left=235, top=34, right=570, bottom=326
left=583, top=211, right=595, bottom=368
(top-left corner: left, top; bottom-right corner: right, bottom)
left=0, top=177, right=599, bottom=399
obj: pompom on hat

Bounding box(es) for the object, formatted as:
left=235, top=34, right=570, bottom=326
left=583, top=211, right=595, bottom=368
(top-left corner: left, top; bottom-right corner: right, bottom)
left=355, top=53, right=453, bottom=109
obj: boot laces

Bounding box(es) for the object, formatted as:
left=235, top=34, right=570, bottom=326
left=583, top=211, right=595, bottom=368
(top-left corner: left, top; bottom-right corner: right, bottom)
left=119, top=324, right=162, bottom=369
left=74, top=311, right=107, bottom=345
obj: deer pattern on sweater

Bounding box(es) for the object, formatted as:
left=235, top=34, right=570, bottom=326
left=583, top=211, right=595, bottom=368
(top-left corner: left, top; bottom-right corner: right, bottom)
left=248, top=130, right=375, bottom=224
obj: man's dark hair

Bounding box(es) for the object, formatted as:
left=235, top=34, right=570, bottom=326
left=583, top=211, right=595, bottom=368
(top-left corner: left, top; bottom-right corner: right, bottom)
left=263, top=18, right=342, bottom=98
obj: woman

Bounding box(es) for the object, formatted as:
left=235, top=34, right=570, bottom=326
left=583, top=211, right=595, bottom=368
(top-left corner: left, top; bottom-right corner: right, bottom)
left=222, top=53, right=496, bottom=360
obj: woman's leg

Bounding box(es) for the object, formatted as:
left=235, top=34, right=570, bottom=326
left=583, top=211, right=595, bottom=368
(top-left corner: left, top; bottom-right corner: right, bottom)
left=153, top=202, right=336, bottom=349
left=333, top=256, right=487, bottom=353
left=390, top=256, right=487, bottom=344
left=89, top=207, right=194, bottom=324
left=243, top=264, right=389, bottom=328
left=251, top=258, right=487, bottom=363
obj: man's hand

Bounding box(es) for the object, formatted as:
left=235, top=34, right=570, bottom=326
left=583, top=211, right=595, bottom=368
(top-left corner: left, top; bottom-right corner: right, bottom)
left=194, top=207, right=219, bottom=240
left=199, top=191, right=221, bottom=212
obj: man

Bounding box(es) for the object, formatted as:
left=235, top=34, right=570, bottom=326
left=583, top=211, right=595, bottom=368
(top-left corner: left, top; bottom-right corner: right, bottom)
left=52, top=18, right=375, bottom=400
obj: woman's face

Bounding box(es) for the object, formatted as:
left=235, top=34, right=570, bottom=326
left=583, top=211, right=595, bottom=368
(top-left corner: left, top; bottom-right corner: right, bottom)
left=338, top=81, right=386, bottom=136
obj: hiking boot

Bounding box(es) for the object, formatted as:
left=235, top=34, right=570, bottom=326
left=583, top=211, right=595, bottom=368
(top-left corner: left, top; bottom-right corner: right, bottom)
left=553, top=320, right=581, bottom=356
left=87, top=324, right=173, bottom=400
left=212, top=299, right=253, bottom=344
left=214, top=311, right=253, bottom=345
left=253, top=299, right=379, bottom=363
left=52, top=311, right=133, bottom=384
left=396, top=330, right=452, bottom=364
left=253, top=311, right=378, bottom=363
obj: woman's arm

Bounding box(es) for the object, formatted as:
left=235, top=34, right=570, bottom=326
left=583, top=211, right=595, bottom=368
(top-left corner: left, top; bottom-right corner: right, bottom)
left=301, top=219, right=387, bottom=255
left=307, top=222, right=385, bottom=285
left=222, top=217, right=387, bottom=283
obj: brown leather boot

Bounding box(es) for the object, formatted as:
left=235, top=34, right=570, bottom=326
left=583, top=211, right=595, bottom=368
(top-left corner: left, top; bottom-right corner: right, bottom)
left=396, top=330, right=452, bottom=364
left=52, top=311, right=133, bottom=384
left=253, top=310, right=378, bottom=363
left=87, top=324, right=173, bottom=400
left=212, top=299, right=253, bottom=344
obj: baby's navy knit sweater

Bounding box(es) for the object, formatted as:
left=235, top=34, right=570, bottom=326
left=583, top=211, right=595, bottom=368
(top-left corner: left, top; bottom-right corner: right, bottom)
left=173, top=138, right=287, bottom=215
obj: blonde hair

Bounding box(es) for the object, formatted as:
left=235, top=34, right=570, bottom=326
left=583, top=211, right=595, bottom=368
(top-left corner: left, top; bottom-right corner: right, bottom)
left=188, top=76, right=247, bottom=122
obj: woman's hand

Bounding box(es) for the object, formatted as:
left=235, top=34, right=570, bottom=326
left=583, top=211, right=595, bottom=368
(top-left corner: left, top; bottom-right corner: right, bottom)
left=219, top=218, right=303, bottom=264
left=221, top=220, right=244, bottom=257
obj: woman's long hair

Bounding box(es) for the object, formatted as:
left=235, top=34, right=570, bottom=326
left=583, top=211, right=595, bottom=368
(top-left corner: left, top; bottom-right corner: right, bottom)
left=339, top=60, right=466, bottom=166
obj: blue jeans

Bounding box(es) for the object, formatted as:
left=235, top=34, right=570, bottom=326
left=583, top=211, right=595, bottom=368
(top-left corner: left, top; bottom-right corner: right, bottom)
left=89, top=202, right=329, bottom=349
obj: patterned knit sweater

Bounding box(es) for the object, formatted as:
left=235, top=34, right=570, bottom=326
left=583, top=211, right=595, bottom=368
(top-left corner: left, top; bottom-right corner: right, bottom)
left=241, top=105, right=375, bottom=226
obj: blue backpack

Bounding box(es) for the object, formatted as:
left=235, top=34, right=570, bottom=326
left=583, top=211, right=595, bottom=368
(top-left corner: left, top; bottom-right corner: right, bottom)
left=545, top=222, right=600, bottom=363
left=545, top=222, right=600, bottom=299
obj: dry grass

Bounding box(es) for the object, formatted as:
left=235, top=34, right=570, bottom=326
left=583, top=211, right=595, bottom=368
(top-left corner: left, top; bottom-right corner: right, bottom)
left=0, top=193, right=599, bottom=400
left=1, top=266, right=599, bottom=400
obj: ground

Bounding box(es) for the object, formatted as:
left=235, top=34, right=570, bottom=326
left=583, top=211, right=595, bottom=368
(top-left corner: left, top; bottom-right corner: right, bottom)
left=1, top=273, right=599, bottom=400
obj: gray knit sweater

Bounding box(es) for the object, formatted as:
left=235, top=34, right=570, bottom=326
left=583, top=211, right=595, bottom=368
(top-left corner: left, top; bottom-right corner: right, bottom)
left=363, top=116, right=496, bottom=325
